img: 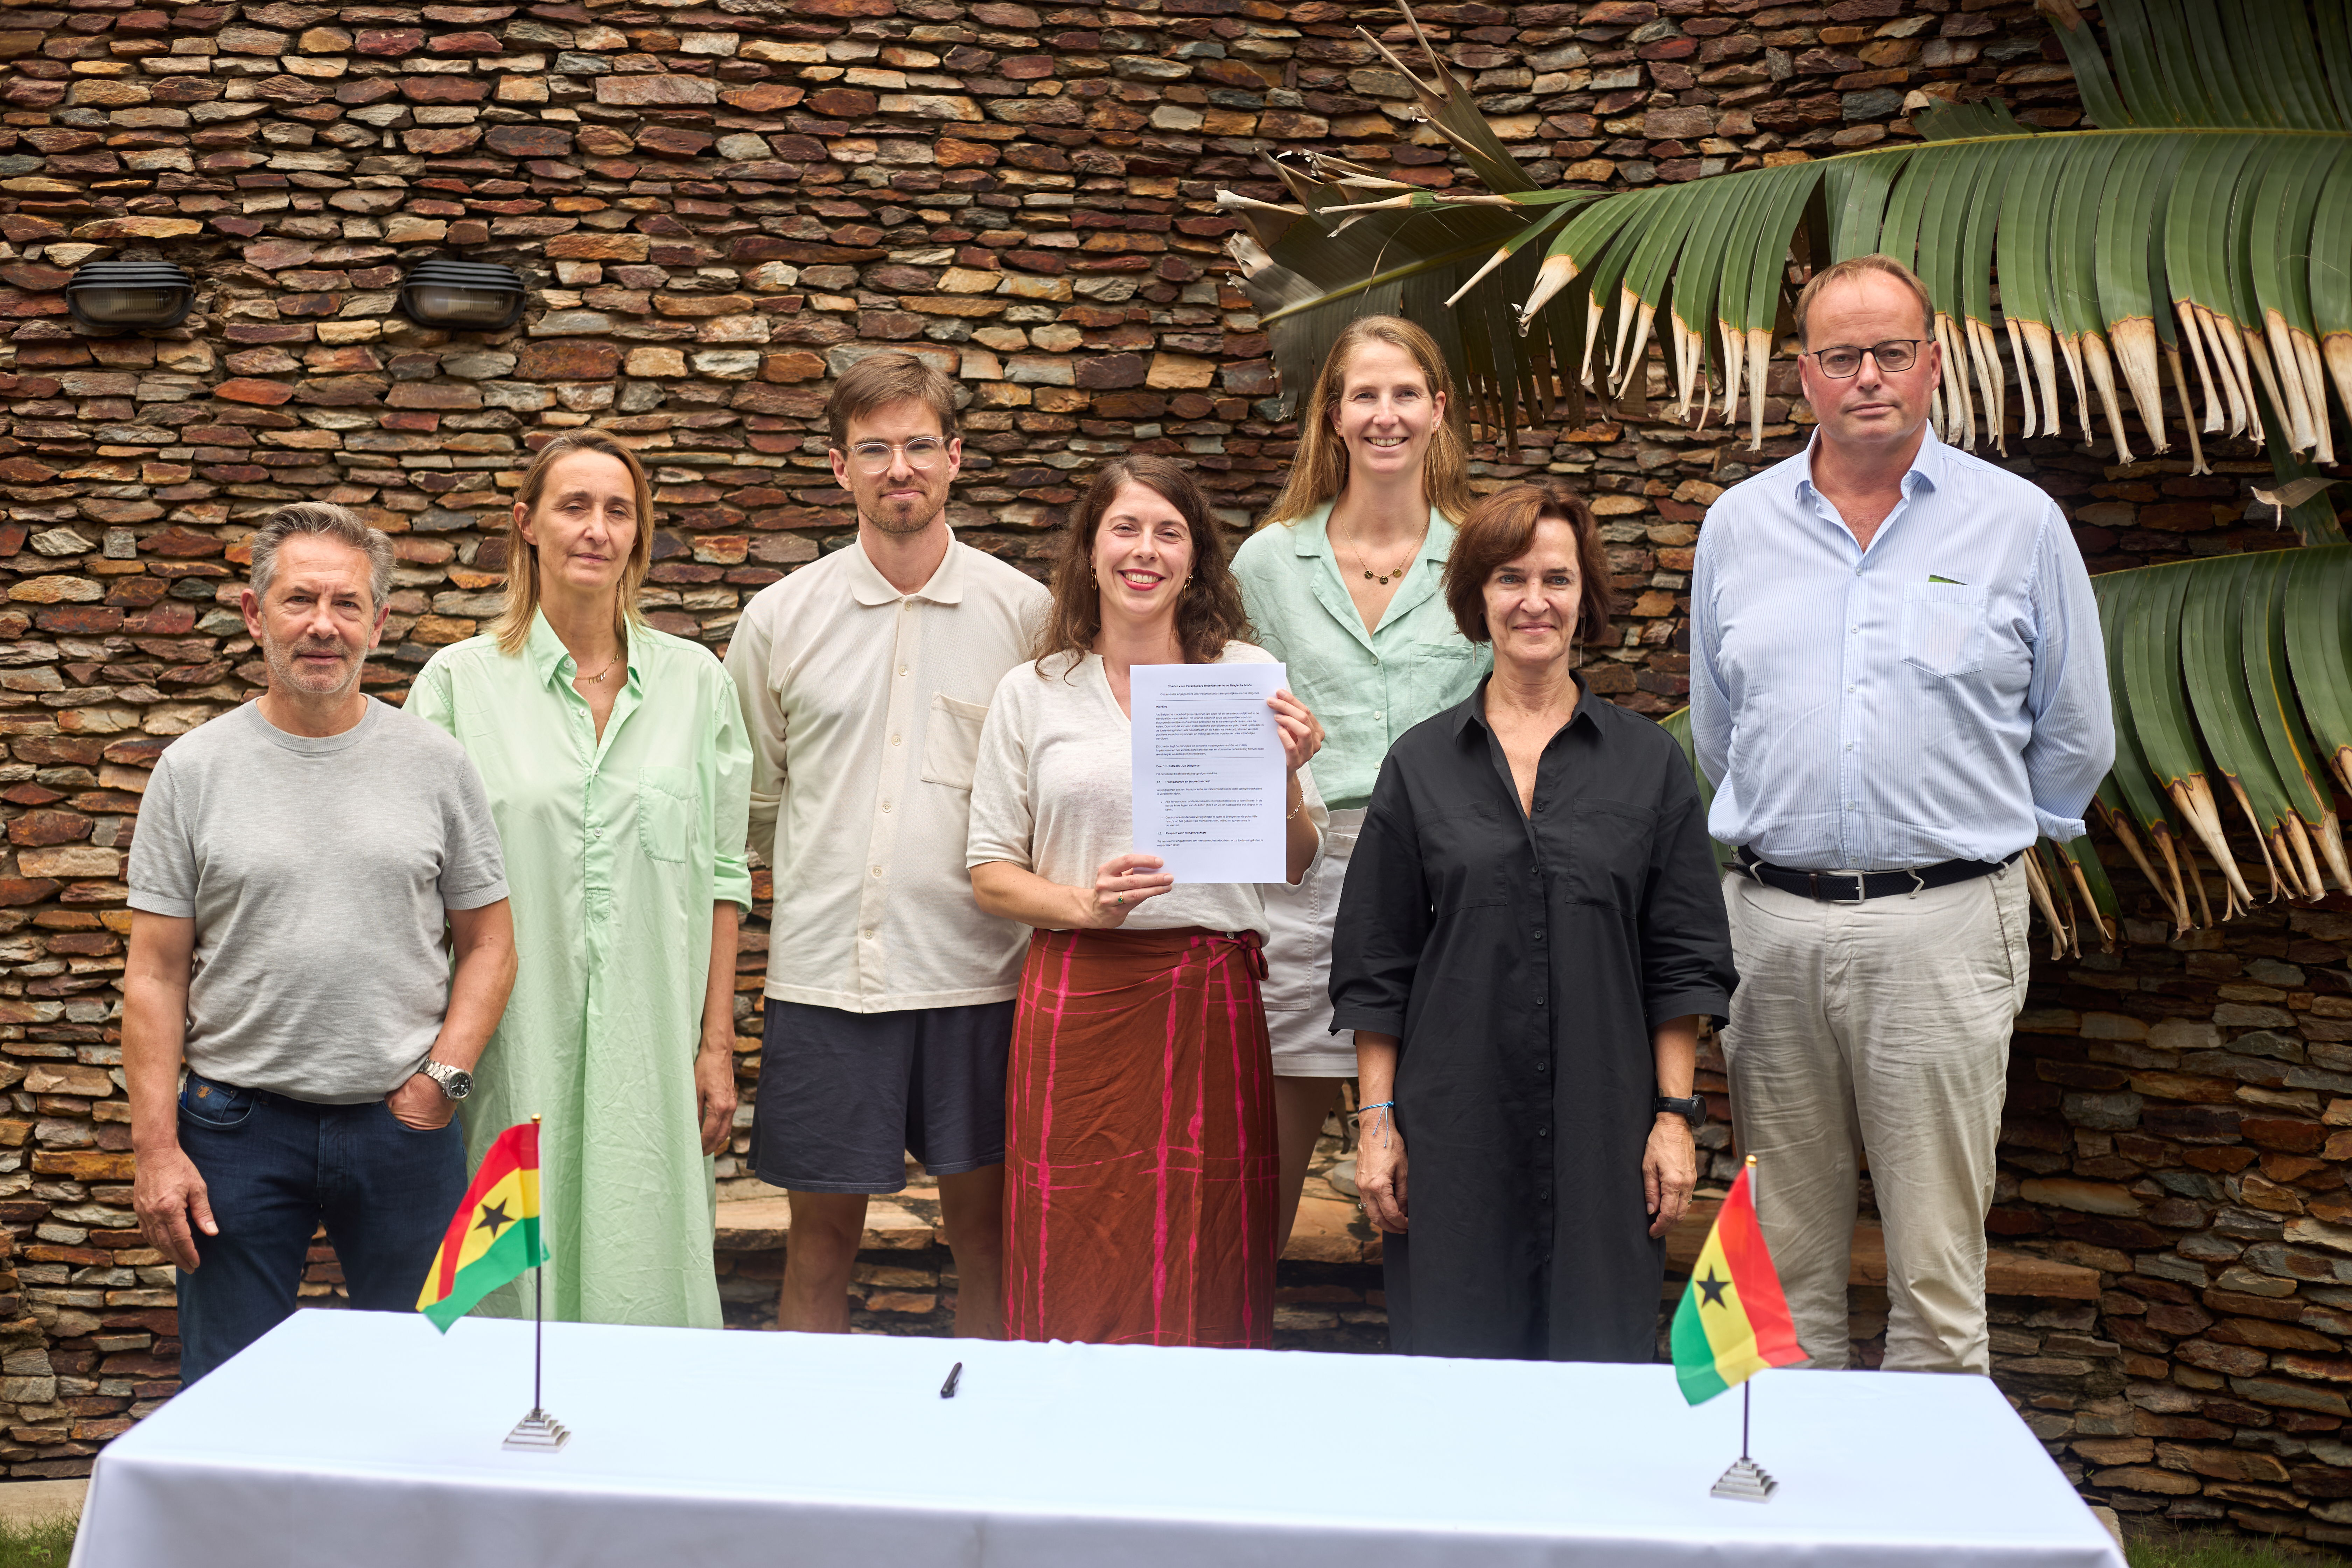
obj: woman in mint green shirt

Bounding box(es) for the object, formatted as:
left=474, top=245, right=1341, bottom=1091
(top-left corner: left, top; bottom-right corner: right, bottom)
left=1231, top=315, right=1491, bottom=1253
left=408, top=430, right=752, bottom=1329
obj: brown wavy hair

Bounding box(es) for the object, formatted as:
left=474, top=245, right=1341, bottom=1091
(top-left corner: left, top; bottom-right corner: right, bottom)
left=492, top=430, right=654, bottom=657
left=1442, top=480, right=1616, bottom=646
left=1037, top=456, right=1252, bottom=670
left=1258, top=314, right=1476, bottom=528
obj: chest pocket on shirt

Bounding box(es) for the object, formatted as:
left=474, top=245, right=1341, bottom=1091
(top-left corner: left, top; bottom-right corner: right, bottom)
left=637, top=764, right=698, bottom=863
left=921, top=693, right=989, bottom=791
left=1564, top=800, right=1656, bottom=910
left=1411, top=641, right=1477, bottom=714
left=1901, top=581, right=1989, bottom=678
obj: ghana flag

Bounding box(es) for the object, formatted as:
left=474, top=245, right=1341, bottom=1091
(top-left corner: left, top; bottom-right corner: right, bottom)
left=417, top=1120, right=548, bottom=1332
left=1671, top=1157, right=1805, bottom=1404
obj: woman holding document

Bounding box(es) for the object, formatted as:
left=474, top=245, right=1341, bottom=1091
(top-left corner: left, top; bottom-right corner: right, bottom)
left=967, top=455, right=1326, bottom=1347
left=1230, top=315, right=1489, bottom=1253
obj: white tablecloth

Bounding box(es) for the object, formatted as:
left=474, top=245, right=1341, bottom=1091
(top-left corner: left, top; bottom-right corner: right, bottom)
left=71, top=1310, right=2124, bottom=1568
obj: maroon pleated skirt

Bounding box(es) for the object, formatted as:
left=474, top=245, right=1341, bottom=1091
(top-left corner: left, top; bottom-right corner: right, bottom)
left=1003, top=925, right=1278, bottom=1348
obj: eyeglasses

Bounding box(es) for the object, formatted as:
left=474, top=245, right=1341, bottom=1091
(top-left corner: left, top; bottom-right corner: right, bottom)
left=843, top=438, right=948, bottom=473
left=1803, top=339, right=1925, bottom=379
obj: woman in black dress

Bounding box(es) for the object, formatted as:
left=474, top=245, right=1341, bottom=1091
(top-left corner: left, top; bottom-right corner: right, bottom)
left=1330, top=479, right=1737, bottom=1362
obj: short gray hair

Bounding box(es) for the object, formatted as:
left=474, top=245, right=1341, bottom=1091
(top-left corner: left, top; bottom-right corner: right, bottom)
left=247, top=502, right=394, bottom=610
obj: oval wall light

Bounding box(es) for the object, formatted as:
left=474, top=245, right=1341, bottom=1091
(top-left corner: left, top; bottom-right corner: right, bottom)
left=397, top=258, right=528, bottom=330
left=65, top=260, right=195, bottom=333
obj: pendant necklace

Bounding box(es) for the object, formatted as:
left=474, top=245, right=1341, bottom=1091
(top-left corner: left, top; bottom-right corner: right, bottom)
left=1342, top=531, right=1423, bottom=588
left=576, top=648, right=622, bottom=685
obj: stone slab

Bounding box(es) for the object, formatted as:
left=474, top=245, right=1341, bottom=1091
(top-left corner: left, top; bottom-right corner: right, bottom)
left=1666, top=1198, right=2101, bottom=1301
left=0, top=1478, right=84, bottom=1525
left=714, top=1195, right=934, bottom=1253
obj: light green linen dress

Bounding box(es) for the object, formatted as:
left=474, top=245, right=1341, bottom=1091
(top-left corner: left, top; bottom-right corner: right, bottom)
left=409, top=611, right=752, bottom=1328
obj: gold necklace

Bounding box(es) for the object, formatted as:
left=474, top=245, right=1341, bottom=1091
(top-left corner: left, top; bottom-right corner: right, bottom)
left=575, top=648, right=622, bottom=685
left=1340, top=528, right=1424, bottom=587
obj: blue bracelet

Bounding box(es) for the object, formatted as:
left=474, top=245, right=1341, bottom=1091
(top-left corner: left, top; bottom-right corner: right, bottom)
left=1356, top=1100, right=1396, bottom=1114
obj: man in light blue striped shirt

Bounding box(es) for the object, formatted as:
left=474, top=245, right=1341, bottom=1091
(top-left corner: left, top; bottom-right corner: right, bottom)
left=1691, top=255, right=2112, bottom=1377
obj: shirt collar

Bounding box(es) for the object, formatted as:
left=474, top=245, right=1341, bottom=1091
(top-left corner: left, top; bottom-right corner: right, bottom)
left=525, top=608, right=644, bottom=694
left=845, top=530, right=966, bottom=607
left=1792, top=421, right=1946, bottom=505
left=1448, top=671, right=1606, bottom=741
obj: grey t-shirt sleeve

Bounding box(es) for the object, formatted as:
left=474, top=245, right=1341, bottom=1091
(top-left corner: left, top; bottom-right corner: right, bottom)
left=125, top=750, right=196, bottom=918
left=437, top=747, right=509, bottom=911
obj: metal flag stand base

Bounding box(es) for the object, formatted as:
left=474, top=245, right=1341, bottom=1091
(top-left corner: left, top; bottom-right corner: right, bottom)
left=502, top=1113, right=568, bottom=1454
left=1709, top=1382, right=1777, bottom=1501
left=1710, top=1456, right=1777, bottom=1501
left=504, top=1409, right=570, bottom=1452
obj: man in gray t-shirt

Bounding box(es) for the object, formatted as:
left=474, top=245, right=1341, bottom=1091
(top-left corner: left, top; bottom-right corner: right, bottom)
left=126, top=503, right=518, bottom=1384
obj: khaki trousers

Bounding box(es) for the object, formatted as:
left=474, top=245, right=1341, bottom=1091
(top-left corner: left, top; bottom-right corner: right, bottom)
left=1719, top=860, right=2030, bottom=1374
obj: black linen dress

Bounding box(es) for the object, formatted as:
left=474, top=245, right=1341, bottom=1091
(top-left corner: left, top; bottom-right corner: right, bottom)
left=1330, top=678, right=1737, bottom=1362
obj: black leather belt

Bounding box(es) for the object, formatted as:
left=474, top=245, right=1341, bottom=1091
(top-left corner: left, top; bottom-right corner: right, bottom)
left=1731, top=847, right=2019, bottom=904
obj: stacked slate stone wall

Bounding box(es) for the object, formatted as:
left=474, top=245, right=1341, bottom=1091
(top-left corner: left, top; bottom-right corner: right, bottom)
left=4, top=0, right=2352, bottom=1545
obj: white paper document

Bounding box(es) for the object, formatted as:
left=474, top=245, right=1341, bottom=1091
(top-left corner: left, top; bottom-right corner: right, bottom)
left=1130, top=661, right=1288, bottom=883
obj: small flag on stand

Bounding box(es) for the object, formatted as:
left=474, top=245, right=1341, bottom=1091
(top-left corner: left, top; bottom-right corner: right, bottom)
left=416, top=1116, right=569, bottom=1452
left=1672, top=1155, right=1805, bottom=1500
left=418, top=1119, right=547, bottom=1330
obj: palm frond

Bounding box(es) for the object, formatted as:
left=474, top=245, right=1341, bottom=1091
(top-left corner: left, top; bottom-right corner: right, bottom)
left=1221, top=0, right=2352, bottom=498
left=2092, top=546, right=2352, bottom=924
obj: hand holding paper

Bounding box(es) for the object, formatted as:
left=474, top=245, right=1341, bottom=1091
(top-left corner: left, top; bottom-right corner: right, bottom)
left=1130, top=662, right=1294, bottom=883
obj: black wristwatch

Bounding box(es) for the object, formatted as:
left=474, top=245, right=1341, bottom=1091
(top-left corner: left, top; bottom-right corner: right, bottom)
left=1653, top=1094, right=1705, bottom=1127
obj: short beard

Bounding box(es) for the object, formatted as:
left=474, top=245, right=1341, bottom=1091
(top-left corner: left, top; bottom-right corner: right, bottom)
left=263, top=637, right=361, bottom=701
left=861, top=495, right=944, bottom=537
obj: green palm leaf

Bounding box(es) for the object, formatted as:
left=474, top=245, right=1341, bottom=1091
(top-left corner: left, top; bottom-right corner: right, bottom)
left=2091, top=568, right=2199, bottom=930
left=1223, top=1, right=2352, bottom=498
left=2284, top=545, right=2352, bottom=799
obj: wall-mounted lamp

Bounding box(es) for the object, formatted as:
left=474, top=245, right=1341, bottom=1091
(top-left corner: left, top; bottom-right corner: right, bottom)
left=397, top=258, right=528, bottom=330
left=65, top=261, right=195, bottom=333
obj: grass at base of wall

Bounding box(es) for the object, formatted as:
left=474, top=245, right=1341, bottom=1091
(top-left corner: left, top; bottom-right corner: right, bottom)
left=2127, top=1525, right=2346, bottom=1567
left=0, top=1518, right=72, bottom=1568
left=0, top=1509, right=2344, bottom=1564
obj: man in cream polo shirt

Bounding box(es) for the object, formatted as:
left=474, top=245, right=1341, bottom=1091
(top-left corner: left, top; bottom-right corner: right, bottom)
left=726, top=352, right=1046, bottom=1339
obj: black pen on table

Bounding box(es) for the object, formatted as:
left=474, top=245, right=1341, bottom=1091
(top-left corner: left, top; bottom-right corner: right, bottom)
left=940, top=1360, right=963, bottom=1399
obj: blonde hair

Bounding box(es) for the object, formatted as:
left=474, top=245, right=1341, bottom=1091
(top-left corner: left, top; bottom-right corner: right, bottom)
left=491, top=430, right=654, bottom=657
left=1793, top=253, right=1935, bottom=347
left=1259, top=315, right=1476, bottom=528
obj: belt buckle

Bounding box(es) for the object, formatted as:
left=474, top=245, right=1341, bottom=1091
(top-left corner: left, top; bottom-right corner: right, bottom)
left=1810, top=870, right=1868, bottom=905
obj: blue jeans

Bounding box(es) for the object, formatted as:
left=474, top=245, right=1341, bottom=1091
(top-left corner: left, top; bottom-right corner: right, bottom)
left=173, top=1072, right=467, bottom=1385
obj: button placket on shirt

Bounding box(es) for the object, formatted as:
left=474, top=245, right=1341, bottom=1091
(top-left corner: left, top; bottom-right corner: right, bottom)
left=554, top=659, right=617, bottom=919
left=859, top=598, right=920, bottom=995
left=1530, top=740, right=1560, bottom=1220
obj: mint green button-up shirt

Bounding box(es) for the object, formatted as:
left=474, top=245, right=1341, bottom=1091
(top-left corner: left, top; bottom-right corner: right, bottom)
left=1231, top=504, right=1491, bottom=811
left=408, top=612, right=751, bottom=1329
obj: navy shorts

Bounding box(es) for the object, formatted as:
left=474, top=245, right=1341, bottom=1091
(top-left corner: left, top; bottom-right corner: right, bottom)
left=752, top=999, right=1014, bottom=1194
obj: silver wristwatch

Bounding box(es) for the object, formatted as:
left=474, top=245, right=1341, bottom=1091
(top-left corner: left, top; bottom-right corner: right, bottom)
left=419, top=1060, right=473, bottom=1101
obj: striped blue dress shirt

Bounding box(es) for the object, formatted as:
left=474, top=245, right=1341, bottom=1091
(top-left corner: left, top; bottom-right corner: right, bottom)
left=1691, top=427, right=2113, bottom=872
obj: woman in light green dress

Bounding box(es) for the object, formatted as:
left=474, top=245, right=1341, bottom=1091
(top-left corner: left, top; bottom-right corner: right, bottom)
left=409, top=430, right=751, bottom=1328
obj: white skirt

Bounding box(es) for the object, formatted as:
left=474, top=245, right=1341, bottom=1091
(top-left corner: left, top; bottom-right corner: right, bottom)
left=1260, top=807, right=1364, bottom=1078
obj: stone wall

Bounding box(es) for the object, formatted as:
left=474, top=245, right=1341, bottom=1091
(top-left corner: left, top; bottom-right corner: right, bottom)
left=4, top=0, right=2352, bottom=1543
